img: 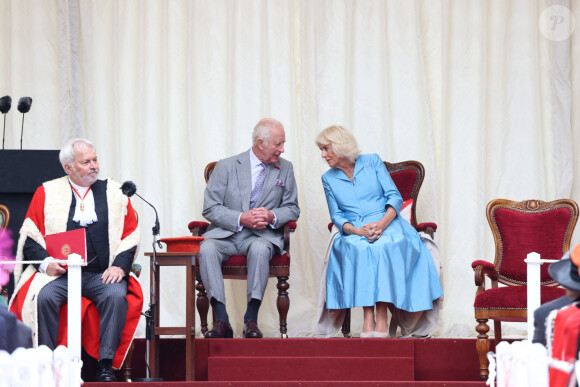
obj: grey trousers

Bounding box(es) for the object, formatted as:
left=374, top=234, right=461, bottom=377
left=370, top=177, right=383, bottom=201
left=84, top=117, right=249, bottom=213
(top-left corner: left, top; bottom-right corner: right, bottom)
left=198, top=230, right=275, bottom=305
left=37, top=271, right=128, bottom=360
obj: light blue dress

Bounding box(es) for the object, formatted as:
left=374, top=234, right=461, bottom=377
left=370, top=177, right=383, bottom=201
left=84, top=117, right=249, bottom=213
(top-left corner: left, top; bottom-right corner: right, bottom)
left=322, top=154, right=443, bottom=312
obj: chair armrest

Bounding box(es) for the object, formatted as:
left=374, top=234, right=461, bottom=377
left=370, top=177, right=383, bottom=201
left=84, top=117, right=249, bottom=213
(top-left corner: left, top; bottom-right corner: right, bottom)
left=188, top=221, right=209, bottom=236
left=283, top=221, right=297, bottom=253
left=187, top=220, right=296, bottom=251
left=472, top=260, right=498, bottom=295
left=416, top=222, right=437, bottom=238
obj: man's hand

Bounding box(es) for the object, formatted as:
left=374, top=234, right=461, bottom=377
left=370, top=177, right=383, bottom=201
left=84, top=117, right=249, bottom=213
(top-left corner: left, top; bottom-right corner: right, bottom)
left=46, top=261, right=67, bottom=276
left=101, top=266, right=125, bottom=284
left=240, top=208, right=274, bottom=230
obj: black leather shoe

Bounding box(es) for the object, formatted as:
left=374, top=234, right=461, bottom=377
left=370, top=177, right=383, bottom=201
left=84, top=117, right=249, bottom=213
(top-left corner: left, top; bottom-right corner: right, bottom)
left=205, top=320, right=234, bottom=338
left=243, top=320, right=263, bottom=338
left=95, top=364, right=117, bottom=382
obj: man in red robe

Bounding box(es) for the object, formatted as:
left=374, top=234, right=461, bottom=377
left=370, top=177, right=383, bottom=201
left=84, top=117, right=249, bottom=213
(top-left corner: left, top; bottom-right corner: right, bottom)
left=9, top=138, right=142, bottom=382
left=546, top=243, right=580, bottom=386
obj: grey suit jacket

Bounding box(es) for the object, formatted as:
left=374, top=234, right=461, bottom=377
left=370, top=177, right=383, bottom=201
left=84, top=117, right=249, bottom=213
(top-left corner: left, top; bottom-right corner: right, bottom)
left=202, top=150, right=300, bottom=252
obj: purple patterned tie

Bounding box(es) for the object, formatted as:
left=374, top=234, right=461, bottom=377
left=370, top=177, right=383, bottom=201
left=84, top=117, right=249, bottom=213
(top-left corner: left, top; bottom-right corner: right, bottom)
left=250, top=163, right=268, bottom=208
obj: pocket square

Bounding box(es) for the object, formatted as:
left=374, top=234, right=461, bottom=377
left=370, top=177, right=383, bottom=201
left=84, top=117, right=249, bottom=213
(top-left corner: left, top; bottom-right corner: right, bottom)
left=275, top=179, right=285, bottom=187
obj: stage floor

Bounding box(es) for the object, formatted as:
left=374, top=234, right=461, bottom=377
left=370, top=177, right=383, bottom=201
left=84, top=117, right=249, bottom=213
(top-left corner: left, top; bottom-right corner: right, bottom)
left=81, top=337, right=493, bottom=385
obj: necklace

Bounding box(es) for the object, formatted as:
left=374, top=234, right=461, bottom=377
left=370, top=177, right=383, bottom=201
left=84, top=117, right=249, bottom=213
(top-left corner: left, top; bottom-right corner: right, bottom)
left=71, top=185, right=91, bottom=211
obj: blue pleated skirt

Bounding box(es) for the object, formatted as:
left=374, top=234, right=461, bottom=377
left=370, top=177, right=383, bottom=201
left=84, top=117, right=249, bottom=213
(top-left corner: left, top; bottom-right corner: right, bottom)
left=325, top=216, right=443, bottom=312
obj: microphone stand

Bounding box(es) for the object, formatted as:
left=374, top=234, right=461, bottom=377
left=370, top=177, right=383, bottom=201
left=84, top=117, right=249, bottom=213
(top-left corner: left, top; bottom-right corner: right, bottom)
left=133, top=193, right=163, bottom=382
left=20, top=112, right=25, bottom=150
left=2, top=113, right=6, bottom=149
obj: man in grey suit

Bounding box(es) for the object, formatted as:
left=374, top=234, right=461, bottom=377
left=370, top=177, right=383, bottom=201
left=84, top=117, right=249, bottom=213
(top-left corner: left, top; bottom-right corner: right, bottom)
left=198, top=118, right=300, bottom=338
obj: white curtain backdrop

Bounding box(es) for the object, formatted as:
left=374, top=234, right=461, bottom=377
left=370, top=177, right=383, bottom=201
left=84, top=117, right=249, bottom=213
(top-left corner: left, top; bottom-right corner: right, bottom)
left=1, top=0, right=579, bottom=339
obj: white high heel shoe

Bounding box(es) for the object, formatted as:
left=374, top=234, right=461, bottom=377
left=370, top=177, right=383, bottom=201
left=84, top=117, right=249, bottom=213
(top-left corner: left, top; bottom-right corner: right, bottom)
left=373, top=331, right=389, bottom=338
left=360, top=331, right=375, bottom=338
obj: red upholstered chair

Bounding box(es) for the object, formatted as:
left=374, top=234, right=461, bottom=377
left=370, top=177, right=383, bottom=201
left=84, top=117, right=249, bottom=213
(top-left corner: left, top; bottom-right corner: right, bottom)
left=188, top=161, right=296, bottom=338
left=0, top=204, right=9, bottom=229
left=328, top=160, right=437, bottom=337
left=0, top=204, right=10, bottom=303
left=472, top=199, right=579, bottom=381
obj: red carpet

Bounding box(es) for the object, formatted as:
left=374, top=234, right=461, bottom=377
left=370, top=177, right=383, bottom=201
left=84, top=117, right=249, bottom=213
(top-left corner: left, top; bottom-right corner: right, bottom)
left=84, top=338, right=490, bottom=386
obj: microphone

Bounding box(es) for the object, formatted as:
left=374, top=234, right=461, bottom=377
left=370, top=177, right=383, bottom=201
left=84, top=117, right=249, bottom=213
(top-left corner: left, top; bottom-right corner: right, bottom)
left=120, top=180, right=137, bottom=197
left=17, top=97, right=32, bottom=150
left=121, top=180, right=163, bottom=380
left=120, top=181, right=162, bottom=248
left=0, top=96, right=11, bottom=150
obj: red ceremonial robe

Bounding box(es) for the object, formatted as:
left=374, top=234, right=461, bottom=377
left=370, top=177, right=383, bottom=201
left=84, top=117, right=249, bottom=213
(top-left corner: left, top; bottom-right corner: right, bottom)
left=9, top=176, right=143, bottom=369
left=548, top=302, right=580, bottom=387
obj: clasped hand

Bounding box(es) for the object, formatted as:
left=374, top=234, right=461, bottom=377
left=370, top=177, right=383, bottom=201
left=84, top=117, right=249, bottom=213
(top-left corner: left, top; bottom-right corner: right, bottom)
left=360, top=221, right=384, bottom=243
left=241, top=207, right=274, bottom=230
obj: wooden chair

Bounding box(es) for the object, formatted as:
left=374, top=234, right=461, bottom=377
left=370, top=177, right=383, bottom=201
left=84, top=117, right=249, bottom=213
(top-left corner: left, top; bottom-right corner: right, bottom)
left=329, top=160, right=437, bottom=337
left=0, top=204, right=10, bottom=304
left=472, top=198, right=579, bottom=381
left=0, top=204, right=9, bottom=229
left=188, top=161, right=297, bottom=337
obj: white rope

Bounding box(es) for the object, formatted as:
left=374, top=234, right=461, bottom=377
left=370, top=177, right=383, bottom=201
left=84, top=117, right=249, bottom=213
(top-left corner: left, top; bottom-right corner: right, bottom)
left=0, top=260, right=87, bottom=265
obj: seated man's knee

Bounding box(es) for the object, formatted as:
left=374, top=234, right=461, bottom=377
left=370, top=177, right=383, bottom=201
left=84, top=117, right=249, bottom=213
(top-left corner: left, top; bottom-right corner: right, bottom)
left=37, top=286, right=64, bottom=312
left=198, top=239, right=222, bottom=266
left=199, top=239, right=218, bottom=257
left=247, top=239, right=274, bottom=262
left=103, top=283, right=128, bottom=306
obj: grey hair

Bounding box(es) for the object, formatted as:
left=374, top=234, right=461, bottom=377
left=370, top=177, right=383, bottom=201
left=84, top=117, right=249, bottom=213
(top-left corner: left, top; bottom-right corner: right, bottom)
left=252, top=118, right=283, bottom=146
left=59, top=138, right=95, bottom=169
left=315, top=125, right=360, bottom=164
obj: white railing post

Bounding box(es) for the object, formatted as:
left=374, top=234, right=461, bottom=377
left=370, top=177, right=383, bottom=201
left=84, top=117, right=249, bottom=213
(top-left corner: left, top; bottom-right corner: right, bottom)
left=524, top=252, right=542, bottom=340
left=0, top=256, right=85, bottom=386
left=66, top=253, right=83, bottom=387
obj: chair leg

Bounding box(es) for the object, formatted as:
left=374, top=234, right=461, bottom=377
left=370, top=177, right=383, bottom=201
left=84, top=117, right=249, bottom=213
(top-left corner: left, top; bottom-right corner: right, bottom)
left=121, top=341, right=136, bottom=381
left=476, top=318, right=490, bottom=381
left=342, top=309, right=351, bottom=338
left=196, top=274, right=209, bottom=335
left=493, top=320, right=502, bottom=344
left=276, top=276, right=289, bottom=338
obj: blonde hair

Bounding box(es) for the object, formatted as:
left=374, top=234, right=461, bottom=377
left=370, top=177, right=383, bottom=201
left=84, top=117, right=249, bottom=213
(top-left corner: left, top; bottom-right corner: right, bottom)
left=315, top=125, right=360, bottom=164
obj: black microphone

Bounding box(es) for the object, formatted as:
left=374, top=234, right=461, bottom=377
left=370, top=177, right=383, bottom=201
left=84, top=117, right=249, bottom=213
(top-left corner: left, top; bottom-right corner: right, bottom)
left=0, top=96, right=10, bottom=114
left=0, top=96, right=11, bottom=150
left=17, top=97, right=32, bottom=150
left=121, top=180, right=137, bottom=197
left=121, top=180, right=162, bottom=379
left=120, top=181, right=162, bottom=248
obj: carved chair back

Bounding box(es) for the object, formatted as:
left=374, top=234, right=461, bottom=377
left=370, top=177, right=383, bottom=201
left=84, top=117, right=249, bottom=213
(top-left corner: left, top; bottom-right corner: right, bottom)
left=486, top=198, right=579, bottom=286
left=0, top=204, right=9, bottom=229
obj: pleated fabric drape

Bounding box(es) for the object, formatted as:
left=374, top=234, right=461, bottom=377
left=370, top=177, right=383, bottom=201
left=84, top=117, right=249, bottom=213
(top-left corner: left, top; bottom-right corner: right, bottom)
left=1, top=0, right=578, bottom=338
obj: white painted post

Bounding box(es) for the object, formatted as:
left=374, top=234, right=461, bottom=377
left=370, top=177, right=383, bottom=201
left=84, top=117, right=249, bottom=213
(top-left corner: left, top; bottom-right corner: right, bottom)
left=524, top=252, right=541, bottom=340
left=66, top=253, right=83, bottom=387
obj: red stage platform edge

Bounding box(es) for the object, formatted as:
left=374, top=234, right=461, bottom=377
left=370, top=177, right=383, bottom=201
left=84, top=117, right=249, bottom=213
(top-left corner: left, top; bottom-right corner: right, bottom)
left=80, top=337, right=492, bottom=384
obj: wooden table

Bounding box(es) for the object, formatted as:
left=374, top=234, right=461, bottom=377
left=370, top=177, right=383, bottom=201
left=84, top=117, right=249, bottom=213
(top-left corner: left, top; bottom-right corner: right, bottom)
left=145, top=251, right=197, bottom=381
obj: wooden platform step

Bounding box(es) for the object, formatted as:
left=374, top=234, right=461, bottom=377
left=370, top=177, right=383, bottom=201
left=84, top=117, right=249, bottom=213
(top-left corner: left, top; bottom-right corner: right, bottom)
left=87, top=381, right=486, bottom=386
left=82, top=338, right=489, bottom=383
left=207, top=338, right=414, bottom=357
left=208, top=356, right=414, bottom=381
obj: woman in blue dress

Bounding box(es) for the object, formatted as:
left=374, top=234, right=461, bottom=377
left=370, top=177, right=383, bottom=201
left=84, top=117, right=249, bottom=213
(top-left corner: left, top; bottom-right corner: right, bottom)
left=315, top=125, right=443, bottom=338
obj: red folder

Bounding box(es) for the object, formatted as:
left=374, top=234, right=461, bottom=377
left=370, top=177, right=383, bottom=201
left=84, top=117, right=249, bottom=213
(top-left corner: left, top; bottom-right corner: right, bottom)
left=45, top=228, right=87, bottom=265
